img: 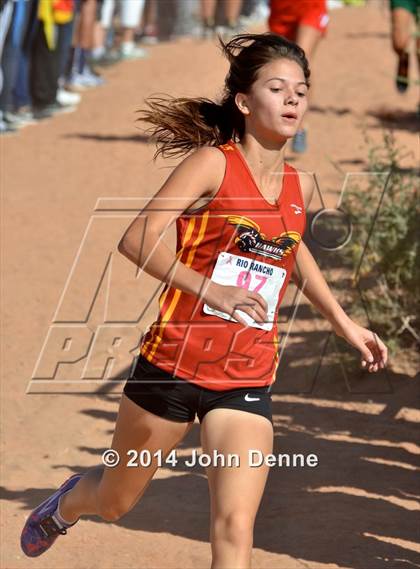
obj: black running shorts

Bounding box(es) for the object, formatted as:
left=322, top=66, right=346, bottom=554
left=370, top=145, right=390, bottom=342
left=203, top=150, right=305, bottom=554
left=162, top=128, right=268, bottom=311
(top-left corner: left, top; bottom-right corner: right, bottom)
left=123, top=355, right=273, bottom=425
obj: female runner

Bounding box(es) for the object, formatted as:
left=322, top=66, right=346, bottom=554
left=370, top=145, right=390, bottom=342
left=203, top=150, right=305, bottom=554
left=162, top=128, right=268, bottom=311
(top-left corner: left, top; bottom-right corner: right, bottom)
left=21, top=32, right=388, bottom=568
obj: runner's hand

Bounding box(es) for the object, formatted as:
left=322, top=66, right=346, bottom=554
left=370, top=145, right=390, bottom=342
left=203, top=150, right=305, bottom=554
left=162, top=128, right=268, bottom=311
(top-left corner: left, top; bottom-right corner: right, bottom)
left=334, top=320, right=388, bottom=372
left=203, top=281, right=268, bottom=327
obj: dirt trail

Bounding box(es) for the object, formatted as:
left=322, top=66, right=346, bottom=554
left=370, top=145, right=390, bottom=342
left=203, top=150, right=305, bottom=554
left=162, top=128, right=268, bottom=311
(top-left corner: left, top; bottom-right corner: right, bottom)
left=1, top=3, right=419, bottom=568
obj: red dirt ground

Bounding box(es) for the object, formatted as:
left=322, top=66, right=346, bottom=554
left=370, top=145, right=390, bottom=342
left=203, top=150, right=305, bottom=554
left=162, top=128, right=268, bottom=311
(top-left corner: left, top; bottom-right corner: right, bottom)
left=1, top=3, right=419, bottom=568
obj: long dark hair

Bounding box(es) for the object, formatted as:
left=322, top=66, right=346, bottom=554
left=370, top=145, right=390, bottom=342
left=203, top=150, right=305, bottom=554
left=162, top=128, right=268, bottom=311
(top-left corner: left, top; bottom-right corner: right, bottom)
left=137, top=33, right=310, bottom=160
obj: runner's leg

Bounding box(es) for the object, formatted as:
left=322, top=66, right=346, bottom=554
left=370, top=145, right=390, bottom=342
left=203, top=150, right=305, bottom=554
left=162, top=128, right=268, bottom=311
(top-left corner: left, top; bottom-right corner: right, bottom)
left=391, top=7, right=413, bottom=55
left=200, top=408, right=273, bottom=569
left=296, top=23, right=323, bottom=61
left=391, top=7, right=414, bottom=91
left=59, top=394, right=193, bottom=522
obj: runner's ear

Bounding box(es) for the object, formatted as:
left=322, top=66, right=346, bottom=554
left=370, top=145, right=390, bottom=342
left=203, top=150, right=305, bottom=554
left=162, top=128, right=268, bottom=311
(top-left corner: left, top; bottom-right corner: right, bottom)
left=234, top=93, right=250, bottom=116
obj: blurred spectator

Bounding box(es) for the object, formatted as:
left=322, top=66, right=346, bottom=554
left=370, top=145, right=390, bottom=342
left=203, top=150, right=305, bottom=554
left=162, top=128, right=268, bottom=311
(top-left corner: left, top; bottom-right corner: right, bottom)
left=1, top=0, right=34, bottom=130
left=96, top=0, right=147, bottom=60
left=0, top=0, right=273, bottom=135
left=200, top=0, right=244, bottom=39
left=30, top=0, right=80, bottom=119
left=0, top=0, right=14, bottom=132
left=238, top=0, right=269, bottom=28
left=172, top=0, right=200, bottom=39
left=137, top=0, right=158, bottom=44
left=65, top=0, right=104, bottom=90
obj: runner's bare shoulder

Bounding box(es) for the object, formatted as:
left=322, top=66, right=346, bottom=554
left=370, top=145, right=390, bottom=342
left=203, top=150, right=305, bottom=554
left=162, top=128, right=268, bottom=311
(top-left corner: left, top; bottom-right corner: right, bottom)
left=121, top=145, right=227, bottom=243
left=142, top=145, right=226, bottom=215
left=181, top=145, right=227, bottom=213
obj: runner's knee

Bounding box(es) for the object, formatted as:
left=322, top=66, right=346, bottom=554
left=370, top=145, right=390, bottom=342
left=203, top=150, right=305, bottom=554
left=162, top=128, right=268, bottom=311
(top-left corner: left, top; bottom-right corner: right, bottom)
left=212, top=511, right=255, bottom=549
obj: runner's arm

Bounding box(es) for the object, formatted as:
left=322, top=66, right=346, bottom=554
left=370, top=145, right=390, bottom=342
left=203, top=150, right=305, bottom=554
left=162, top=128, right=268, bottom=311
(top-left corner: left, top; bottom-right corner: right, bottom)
left=117, top=146, right=224, bottom=299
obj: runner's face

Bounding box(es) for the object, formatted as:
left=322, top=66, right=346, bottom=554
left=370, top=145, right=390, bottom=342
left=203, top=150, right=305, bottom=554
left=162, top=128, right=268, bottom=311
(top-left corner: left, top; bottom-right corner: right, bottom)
left=242, top=58, right=309, bottom=140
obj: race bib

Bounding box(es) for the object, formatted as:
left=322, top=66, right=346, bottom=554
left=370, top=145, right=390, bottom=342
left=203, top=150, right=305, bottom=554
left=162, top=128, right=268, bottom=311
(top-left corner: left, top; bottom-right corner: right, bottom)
left=203, top=252, right=286, bottom=331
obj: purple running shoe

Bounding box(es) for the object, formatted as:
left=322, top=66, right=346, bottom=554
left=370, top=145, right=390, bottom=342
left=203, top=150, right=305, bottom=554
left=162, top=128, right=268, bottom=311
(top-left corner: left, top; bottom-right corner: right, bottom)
left=20, top=473, right=82, bottom=557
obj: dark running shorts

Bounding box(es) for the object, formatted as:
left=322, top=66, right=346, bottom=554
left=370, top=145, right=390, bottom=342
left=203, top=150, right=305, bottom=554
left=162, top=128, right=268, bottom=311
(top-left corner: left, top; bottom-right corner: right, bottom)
left=123, top=355, right=273, bottom=425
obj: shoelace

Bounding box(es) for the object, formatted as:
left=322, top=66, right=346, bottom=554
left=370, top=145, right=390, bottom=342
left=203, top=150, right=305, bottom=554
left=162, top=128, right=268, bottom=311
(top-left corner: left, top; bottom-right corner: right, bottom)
left=38, top=515, right=68, bottom=538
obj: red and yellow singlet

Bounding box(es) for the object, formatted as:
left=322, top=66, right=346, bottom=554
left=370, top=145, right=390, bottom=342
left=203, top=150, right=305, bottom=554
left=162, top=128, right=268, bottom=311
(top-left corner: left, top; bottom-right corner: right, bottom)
left=140, top=139, right=306, bottom=390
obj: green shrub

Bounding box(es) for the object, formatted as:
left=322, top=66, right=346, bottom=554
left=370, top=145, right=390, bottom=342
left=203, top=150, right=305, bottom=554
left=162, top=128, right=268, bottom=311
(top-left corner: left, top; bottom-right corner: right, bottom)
left=341, top=131, right=419, bottom=353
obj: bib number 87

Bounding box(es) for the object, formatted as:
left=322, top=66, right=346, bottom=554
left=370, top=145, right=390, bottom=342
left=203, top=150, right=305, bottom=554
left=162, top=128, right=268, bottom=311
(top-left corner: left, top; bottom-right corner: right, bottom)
left=236, top=271, right=267, bottom=293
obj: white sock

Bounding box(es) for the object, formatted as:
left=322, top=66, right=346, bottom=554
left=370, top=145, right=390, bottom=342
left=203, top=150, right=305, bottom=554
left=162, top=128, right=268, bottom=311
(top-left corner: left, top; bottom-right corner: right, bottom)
left=91, top=46, right=106, bottom=60
left=54, top=492, right=78, bottom=527
left=121, top=41, right=135, bottom=55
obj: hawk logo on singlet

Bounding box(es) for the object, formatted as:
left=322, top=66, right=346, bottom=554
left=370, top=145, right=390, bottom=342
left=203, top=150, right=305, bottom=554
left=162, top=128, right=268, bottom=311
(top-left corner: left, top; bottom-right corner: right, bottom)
left=226, top=215, right=301, bottom=261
